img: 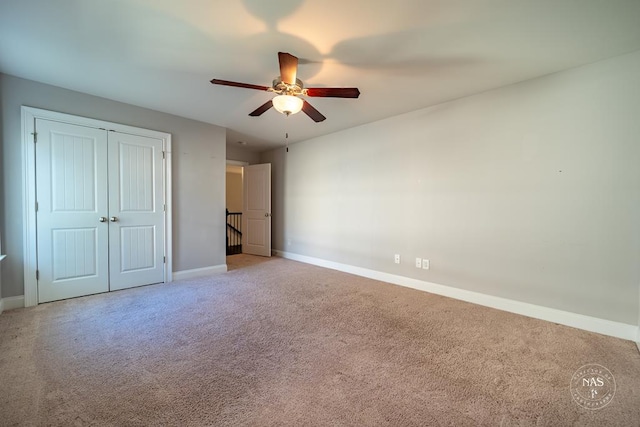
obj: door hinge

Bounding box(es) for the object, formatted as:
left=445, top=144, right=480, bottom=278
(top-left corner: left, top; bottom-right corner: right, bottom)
left=35, top=201, right=39, bottom=212
left=163, top=256, right=166, bottom=264
left=32, top=132, right=38, bottom=143
left=162, top=151, right=165, bottom=159
left=36, top=270, right=40, bottom=280
left=163, top=204, right=166, bottom=212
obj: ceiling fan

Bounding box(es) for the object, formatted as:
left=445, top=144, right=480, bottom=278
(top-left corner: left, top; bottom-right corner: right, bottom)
left=211, top=52, right=360, bottom=122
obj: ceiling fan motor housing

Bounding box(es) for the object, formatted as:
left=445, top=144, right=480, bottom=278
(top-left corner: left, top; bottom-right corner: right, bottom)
left=271, top=78, right=306, bottom=96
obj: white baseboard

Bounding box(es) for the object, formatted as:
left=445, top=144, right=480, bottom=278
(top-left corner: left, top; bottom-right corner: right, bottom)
left=0, top=295, right=25, bottom=313
left=172, top=264, right=227, bottom=281
left=274, top=250, right=639, bottom=342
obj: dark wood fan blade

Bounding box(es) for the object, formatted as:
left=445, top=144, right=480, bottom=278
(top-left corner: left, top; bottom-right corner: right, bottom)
left=306, top=87, right=361, bottom=98
left=278, top=52, right=298, bottom=85
left=210, top=79, right=270, bottom=91
left=302, top=100, right=326, bottom=122
left=249, top=100, right=274, bottom=117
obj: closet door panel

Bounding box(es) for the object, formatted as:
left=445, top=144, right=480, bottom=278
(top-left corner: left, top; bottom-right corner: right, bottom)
left=108, top=132, right=165, bottom=291
left=36, top=120, right=109, bottom=302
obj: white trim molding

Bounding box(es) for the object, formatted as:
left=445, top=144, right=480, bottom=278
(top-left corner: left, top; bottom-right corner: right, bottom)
left=0, top=252, right=5, bottom=314
left=274, top=250, right=639, bottom=342
left=0, top=296, right=25, bottom=313
left=637, top=282, right=640, bottom=352
left=21, top=106, right=173, bottom=306
left=172, top=265, right=227, bottom=281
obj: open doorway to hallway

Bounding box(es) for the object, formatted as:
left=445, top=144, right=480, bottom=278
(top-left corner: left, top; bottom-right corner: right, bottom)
left=226, top=162, right=246, bottom=256
left=226, top=160, right=273, bottom=262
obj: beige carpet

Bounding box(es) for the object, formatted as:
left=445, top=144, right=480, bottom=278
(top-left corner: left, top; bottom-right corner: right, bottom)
left=1, top=255, right=639, bottom=426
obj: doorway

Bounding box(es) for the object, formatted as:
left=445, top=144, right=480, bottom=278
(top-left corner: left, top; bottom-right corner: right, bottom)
left=226, top=162, right=245, bottom=255
left=225, top=161, right=272, bottom=258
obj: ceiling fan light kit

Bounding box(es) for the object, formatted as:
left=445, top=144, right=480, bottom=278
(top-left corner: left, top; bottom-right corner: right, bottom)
left=272, top=94, right=303, bottom=116
left=211, top=52, right=360, bottom=122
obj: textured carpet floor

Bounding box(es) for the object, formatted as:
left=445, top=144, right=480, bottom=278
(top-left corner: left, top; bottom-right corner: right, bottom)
left=1, top=255, right=639, bottom=426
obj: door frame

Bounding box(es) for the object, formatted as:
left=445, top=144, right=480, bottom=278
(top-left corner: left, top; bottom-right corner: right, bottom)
left=21, top=106, right=173, bottom=307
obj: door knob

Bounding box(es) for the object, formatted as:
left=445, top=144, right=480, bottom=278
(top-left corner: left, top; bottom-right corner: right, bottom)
left=110, top=216, right=118, bottom=222
left=99, top=217, right=107, bottom=222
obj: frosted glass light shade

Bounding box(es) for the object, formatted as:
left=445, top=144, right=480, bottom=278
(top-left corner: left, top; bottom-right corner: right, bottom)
left=272, top=95, right=303, bottom=116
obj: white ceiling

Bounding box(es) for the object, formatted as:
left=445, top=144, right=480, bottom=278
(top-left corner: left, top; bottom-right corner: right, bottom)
left=2, top=0, right=640, bottom=152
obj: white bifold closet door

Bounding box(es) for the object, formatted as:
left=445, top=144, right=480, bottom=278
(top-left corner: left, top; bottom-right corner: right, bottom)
left=36, top=119, right=165, bottom=303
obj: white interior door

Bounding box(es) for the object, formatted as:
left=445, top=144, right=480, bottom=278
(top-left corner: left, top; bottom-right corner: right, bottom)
left=243, top=163, right=271, bottom=257
left=108, top=132, right=165, bottom=290
left=36, top=120, right=110, bottom=302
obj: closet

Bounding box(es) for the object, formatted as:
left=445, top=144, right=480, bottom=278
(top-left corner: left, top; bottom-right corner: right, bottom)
left=24, top=108, right=171, bottom=303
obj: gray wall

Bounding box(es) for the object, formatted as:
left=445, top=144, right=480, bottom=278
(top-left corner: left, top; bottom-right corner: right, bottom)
left=227, top=144, right=260, bottom=164
left=0, top=74, right=227, bottom=298
left=261, top=50, right=640, bottom=325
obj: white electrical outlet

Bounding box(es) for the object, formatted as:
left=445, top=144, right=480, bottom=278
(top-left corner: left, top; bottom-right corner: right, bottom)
left=415, top=257, right=422, bottom=268
left=422, top=259, right=430, bottom=270
left=394, top=254, right=401, bottom=264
